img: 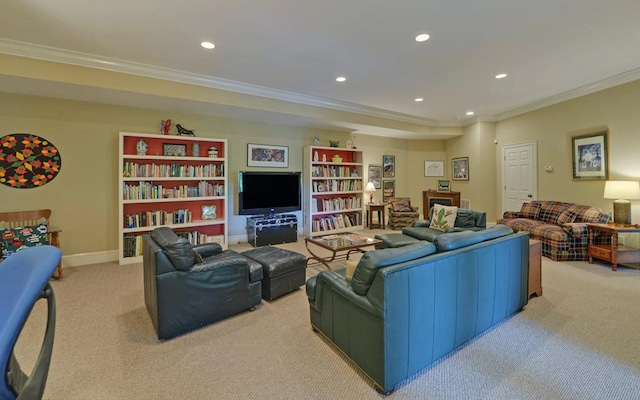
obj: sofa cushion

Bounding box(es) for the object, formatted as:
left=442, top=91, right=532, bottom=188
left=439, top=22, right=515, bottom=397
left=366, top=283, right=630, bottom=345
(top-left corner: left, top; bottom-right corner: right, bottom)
left=150, top=227, right=196, bottom=271
left=520, top=202, right=542, bottom=220
left=412, top=219, right=431, bottom=228
left=402, top=226, right=442, bottom=242
left=478, top=225, right=514, bottom=241
left=433, top=231, right=484, bottom=252
left=351, top=242, right=436, bottom=295
left=538, top=201, right=570, bottom=224
left=454, top=208, right=477, bottom=228
left=429, top=204, right=458, bottom=231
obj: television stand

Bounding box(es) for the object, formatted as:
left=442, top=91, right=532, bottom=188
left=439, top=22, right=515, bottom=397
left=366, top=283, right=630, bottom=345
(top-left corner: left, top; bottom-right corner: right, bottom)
left=246, top=214, right=298, bottom=247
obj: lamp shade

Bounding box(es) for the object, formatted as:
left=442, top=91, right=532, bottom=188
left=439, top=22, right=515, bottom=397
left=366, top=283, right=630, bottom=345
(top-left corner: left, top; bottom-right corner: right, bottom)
left=365, top=182, right=376, bottom=192
left=604, top=181, right=640, bottom=200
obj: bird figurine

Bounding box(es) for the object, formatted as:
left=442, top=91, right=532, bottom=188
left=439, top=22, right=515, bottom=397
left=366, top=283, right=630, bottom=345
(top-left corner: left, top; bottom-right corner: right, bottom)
left=176, top=124, right=195, bottom=136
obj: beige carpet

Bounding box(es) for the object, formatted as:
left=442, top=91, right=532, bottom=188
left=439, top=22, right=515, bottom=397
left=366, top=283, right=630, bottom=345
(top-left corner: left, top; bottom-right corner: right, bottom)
left=14, top=233, right=640, bottom=399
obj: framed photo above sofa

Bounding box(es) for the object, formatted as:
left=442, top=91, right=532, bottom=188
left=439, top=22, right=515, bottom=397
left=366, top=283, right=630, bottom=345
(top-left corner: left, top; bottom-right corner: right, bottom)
left=571, top=131, right=608, bottom=180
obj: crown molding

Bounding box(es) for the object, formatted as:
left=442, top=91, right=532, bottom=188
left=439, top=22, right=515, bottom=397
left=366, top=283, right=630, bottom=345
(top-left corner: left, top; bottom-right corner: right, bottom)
left=495, top=67, right=640, bottom=120
left=0, top=38, right=445, bottom=127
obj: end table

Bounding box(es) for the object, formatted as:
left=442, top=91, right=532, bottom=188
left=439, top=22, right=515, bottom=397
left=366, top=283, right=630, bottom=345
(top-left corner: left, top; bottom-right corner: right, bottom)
left=587, top=223, right=640, bottom=271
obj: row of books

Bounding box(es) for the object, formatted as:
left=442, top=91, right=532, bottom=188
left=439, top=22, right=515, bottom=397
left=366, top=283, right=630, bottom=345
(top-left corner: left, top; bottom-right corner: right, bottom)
left=122, top=231, right=225, bottom=257
left=312, top=179, right=362, bottom=193
left=124, top=209, right=193, bottom=228
left=311, top=165, right=359, bottom=178
left=123, top=181, right=224, bottom=200
left=122, top=162, right=224, bottom=178
left=311, top=196, right=361, bottom=213
left=311, top=212, right=363, bottom=232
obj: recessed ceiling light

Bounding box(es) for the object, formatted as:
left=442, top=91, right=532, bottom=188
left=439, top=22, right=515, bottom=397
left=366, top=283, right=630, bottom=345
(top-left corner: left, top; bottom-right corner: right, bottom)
left=415, top=34, right=430, bottom=42
left=466, top=111, right=475, bottom=116
left=336, top=76, right=346, bottom=83
left=201, top=41, right=215, bottom=50
left=415, top=98, right=424, bottom=102
left=495, top=73, right=507, bottom=79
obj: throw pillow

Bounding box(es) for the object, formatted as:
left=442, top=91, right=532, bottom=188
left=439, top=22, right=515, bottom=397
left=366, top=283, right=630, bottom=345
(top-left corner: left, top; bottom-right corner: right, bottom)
left=520, top=202, right=541, bottom=219
left=0, top=222, right=49, bottom=260
left=391, top=198, right=413, bottom=212
left=556, top=209, right=578, bottom=225
left=429, top=204, right=458, bottom=231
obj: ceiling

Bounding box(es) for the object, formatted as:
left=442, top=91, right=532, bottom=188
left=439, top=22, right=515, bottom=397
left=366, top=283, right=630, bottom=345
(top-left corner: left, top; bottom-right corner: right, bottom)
left=1, top=0, right=640, bottom=138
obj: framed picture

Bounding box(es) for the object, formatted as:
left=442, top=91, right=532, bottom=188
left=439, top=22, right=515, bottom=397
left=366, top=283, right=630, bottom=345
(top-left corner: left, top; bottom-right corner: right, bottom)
left=571, top=131, right=608, bottom=180
left=452, top=157, right=469, bottom=181
left=383, top=155, right=395, bottom=178
left=247, top=143, right=288, bottom=168
left=163, top=143, right=187, bottom=157
left=382, top=180, right=395, bottom=203
left=368, top=164, right=382, bottom=189
left=437, top=180, right=450, bottom=192
left=424, top=160, right=444, bottom=177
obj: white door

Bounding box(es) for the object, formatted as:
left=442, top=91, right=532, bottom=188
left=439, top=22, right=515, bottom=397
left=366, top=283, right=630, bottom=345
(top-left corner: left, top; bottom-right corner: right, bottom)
left=503, top=142, right=537, bottom=213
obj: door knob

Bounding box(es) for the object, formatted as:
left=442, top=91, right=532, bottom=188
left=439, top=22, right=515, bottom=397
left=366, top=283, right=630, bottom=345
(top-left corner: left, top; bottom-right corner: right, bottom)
left=527, top=194, right=533, bottom=198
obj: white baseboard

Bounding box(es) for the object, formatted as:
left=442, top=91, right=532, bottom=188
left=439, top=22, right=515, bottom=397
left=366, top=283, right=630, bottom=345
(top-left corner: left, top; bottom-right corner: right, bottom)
left=62, top=250, right=119, bottom=267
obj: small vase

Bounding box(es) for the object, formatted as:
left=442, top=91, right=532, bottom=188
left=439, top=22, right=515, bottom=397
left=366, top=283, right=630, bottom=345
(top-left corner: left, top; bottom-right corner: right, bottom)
left=192, top=143, right=200, bottom=157
left=313, top=151, right=319, bottom=162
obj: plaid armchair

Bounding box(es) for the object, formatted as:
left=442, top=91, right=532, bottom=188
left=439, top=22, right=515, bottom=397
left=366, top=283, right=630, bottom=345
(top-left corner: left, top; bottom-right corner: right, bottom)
left=387, top=197, right=419, bottom=230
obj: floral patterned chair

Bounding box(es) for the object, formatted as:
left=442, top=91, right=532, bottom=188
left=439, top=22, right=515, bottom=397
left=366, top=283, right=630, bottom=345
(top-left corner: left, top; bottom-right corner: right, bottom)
left=387, top=197, right=419, bottom=230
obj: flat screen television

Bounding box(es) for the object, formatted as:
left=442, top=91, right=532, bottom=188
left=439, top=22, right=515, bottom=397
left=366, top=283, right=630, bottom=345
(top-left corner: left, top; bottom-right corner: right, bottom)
left=238, top=171, right=302, bottom=215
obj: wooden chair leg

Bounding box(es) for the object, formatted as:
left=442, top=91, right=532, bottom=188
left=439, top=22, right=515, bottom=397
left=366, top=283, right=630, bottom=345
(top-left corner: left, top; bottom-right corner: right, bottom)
left=50, top=232, right=63, bottom=279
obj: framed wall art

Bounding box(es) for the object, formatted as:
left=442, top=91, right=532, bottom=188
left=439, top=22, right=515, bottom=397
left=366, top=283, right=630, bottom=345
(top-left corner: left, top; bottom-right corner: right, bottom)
left=0, top=133, right=62, bottom=189
left=437, top=180, right=450, bottom=192
left=368, top=164, right=382, bottom=189
left=383, top=155, right=395, bottom=178
left=424, top=160, right=444, bottom=177
left=571, top=131, right=608, bottom=180
left=247, top=143, right=288, bottom=168
left=163, top=143, right=187, bottom=157
left=452, top=157, right=469, bottom=181
left=383, top=180, right=395, bottom=203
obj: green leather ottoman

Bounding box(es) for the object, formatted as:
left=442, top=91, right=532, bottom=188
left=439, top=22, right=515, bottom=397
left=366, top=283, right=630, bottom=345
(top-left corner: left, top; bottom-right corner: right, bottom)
left=242, top=246, right=307, bottom=300
left=374, top=233, right=420, bottom=248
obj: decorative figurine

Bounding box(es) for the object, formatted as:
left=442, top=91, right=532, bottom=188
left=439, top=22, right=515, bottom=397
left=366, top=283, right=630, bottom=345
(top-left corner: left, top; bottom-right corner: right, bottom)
left=208, top=146, right=219, bottom=158
left=176, top=124, right=196, bottom=136
left=313, top=151, right=319, bottom=162
left=329, top=140, right=339, bottom=147
left=322, top=154, right=327, bottom=162
left=313, top=136, right=320, bottom=145
left=136, top=139, right=148, bottom=156
left=161, top=119, right=172, bottom=135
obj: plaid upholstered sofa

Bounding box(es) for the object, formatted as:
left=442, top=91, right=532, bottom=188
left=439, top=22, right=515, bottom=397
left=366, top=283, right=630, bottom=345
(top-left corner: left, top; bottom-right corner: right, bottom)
left=497, top=200, right=611, bottom=261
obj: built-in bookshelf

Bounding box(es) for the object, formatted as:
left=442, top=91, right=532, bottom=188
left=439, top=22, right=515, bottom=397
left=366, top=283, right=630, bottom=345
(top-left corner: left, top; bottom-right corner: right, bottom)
left=118, top=132, right=228, bottom=264
left=303, top=146, right=364, bottom=237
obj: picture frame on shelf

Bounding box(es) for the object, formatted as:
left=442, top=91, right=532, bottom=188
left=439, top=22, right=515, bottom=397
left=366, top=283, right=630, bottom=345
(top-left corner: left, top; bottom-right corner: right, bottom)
left=452, top=157, right=469, bottom=181
left=383, top=180, right=395, bottom=203
left=163, top=143, right=187, bottom=157
left=424, top=160, right=444, bottom=177
left=383, top=155, right=395, bottom=178
left=571, top=131, right=609, bottom=180
left=247, top=143, right=288, bottom=168
left=368, top=164, right=382, bottom=189
left=437, top=180, right=450, bottom=192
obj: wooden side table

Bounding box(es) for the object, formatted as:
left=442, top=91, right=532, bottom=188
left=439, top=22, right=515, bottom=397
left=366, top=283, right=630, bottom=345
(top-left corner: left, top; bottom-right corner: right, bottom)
left=366, top=204, right=386, bottom=229
left=588, top=223, right=640, bottom=271
left=529, top=239, right=542, bottom=298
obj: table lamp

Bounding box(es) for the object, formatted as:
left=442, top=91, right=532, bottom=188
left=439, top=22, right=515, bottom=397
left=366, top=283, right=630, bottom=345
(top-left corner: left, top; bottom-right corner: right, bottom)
left=365, top=182, right=376, bottom=204
left=604, top=180, right=640, bottom=225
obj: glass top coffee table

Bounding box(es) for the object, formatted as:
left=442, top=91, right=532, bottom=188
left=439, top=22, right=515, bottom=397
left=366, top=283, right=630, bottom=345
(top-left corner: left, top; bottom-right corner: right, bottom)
left=304, top=233, right=382, bottom=270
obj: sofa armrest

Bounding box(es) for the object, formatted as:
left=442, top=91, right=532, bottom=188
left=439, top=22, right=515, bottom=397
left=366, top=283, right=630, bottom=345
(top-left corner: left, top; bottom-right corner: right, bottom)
left=502, top=211, right=522, bottom=219
left=308, top=270, right=382, bottom=318
left=190, top=256, right=248, bottom=273
left=192, top=243, right=223, bottom=258
left=561, top=223, right=589, bottom=238
left=412, top=219, right=431, bottom=227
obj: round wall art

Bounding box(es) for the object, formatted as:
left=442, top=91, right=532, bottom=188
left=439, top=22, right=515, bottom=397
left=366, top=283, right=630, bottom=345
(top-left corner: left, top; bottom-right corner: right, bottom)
left=0, top=133, right=62, bottom=189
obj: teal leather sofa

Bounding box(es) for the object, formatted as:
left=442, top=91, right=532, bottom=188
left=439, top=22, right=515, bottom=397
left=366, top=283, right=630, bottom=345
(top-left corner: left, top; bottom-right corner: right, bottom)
left=306, top=226, right=529, bottom=394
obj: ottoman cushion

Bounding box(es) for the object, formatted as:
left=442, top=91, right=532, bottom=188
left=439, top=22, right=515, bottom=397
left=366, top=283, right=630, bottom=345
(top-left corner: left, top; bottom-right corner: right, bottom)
left=374, top=233, right=420, bottom=248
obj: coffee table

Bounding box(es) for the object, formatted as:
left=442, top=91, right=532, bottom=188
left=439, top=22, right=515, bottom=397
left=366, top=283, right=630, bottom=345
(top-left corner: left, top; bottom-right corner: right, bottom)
left=304, top=233, right=381, bottom=270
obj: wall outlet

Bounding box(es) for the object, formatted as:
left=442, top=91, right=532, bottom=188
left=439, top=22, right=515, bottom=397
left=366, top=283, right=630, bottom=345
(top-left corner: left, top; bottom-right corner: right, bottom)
left=544, top=165, right=553, bottom=172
